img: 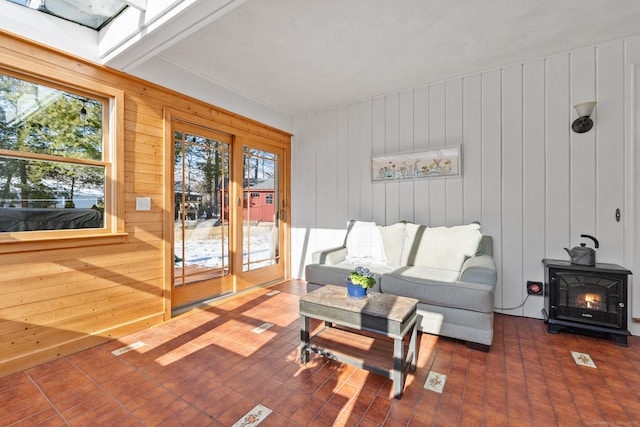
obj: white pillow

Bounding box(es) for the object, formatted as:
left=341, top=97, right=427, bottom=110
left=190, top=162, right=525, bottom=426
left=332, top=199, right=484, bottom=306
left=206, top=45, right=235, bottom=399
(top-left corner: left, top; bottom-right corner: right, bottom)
left=377, top=222, right=406, bottom=267
left=401, top=223, right=482, bottom=272
left=345, top=221, right=388, bottom=266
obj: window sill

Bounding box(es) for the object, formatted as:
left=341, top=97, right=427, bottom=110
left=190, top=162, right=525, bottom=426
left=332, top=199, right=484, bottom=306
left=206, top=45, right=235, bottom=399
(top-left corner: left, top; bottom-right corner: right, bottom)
left=0, top=232, right=128, bottom=254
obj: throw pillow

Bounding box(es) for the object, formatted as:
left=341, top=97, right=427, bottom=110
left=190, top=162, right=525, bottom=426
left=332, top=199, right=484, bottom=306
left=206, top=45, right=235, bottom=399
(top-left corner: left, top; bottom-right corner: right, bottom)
left=377, top=222, right=406, bottom=267
left=345, top=220, right=388, bottom=266
left=401, top=223, right=482, bottom=272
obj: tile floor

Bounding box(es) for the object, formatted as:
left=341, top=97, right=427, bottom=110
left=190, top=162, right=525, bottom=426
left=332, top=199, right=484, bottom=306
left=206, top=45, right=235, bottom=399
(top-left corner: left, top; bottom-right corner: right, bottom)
left=2, top=279, right=640, bottom=426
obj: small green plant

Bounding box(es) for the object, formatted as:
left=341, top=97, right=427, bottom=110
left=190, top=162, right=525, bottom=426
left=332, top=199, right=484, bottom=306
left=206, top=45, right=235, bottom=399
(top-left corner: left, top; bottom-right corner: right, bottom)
left=348, top=266, right=377, bottom=288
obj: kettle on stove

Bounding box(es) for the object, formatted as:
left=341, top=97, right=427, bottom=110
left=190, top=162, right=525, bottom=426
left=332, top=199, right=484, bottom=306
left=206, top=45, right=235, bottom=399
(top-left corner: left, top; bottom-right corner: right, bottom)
left=564, top=234, right=599, bottom=266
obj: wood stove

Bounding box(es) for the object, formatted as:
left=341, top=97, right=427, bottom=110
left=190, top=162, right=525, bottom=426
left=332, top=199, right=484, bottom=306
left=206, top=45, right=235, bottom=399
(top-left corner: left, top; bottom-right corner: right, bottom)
left=542, top=259, right=632, bottom=346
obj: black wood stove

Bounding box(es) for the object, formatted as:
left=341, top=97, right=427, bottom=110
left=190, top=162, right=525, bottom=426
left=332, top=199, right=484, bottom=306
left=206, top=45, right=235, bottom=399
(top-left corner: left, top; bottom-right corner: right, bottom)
left=542, top=259, right=632, bottom=346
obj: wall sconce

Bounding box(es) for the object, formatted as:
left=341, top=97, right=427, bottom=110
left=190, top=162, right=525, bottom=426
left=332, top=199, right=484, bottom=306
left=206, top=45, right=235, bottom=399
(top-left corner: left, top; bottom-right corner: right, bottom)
left=80, top=100, right=87, bottom=122
left=572, top=101, right=597, bottom=133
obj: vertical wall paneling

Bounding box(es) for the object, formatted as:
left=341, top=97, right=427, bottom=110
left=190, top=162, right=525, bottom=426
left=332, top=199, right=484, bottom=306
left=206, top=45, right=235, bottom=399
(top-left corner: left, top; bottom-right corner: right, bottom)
left=385, top=95, right=400, bottom=224
left=316, top=110, right=330, bottom=229
left=291, top=115, right=311, bottom=277
left=326, top=109, right=340, bottom=228
left=399, top=90, right=415, bottom=222
left=292, top=35, right=640, bottom=334
left=429, top=83, right=447, bottom=226
left=413, top=86, right=430, bottom=225
left=570, top=47, right=598, bottom=245
left=481, top=70, right=504, bottom=309
left=462, top=74, right=483, bottom=224
left=501, top=64, right=524, bottom=313
left=596, top=42, right=625, bottom=263
left=347, top=103, right=361, bottom=221
left=522, top=59, right=547, bottom=318
left=372, top=97, right=387, bottom=225
left=635, top=61, right=640, bottom=321
left=545, top=53, right=571, bottom=260
left=359, top=100, right=374, bottom=222
left=627, top=37, right=640, bottom=320
left=335, top=105, right=349, bottom=227
left=445, top=78, right=464, bottom=226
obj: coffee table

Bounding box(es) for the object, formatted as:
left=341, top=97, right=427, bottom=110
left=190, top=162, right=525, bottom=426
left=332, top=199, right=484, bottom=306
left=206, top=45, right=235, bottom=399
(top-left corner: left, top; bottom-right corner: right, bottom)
left=299, top=285, right=418, bottom=398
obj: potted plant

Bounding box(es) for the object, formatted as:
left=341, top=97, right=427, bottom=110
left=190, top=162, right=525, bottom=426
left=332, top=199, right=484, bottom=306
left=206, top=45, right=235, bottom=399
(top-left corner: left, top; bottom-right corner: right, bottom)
left=346, top=266, right=376, bottom=298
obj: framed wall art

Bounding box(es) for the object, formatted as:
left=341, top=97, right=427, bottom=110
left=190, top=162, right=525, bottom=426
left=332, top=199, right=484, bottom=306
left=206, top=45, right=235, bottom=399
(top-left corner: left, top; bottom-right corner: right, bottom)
left=372, top=145, right=461, bottom=182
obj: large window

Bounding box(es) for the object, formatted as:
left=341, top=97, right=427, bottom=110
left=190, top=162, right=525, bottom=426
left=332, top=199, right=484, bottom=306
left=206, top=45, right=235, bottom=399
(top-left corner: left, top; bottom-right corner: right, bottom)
left=0, top=70, right=109, bottom=235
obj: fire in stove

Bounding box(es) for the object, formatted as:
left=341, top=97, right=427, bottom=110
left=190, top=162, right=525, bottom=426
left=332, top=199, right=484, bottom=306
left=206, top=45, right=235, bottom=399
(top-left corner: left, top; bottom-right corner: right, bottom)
left=576, top=293, right=602, bottom=310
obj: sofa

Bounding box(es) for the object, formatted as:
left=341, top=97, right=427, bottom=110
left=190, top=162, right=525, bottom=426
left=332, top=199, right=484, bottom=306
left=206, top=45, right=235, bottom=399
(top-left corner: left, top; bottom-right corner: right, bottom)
left=304, top=220, right=497, bottom=351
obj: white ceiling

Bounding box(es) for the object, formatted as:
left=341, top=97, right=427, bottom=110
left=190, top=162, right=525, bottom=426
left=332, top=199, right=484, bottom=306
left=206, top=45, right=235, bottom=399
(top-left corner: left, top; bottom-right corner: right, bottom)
left=139, top=0, right=640, bottom=115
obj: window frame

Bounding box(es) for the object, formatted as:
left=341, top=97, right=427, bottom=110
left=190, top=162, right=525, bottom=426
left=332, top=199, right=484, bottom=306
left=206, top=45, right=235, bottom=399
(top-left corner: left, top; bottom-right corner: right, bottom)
left=0, top=66, right=126, bottom=253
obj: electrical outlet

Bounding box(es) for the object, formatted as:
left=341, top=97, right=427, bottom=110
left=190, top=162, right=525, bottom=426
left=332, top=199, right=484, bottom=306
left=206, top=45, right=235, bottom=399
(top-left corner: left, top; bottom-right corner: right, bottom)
left=527, top=281, right=543, bottom=295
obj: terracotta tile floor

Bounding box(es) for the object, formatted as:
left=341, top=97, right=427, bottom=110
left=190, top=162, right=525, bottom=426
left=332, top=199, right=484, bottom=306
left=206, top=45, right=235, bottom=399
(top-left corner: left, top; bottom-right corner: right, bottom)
left=2, top=279, right=640, bottom=426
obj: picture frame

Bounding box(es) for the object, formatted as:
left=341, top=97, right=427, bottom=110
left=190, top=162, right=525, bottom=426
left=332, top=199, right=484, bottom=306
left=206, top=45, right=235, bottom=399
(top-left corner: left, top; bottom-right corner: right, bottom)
left=372, top=145, right=461, bottom=182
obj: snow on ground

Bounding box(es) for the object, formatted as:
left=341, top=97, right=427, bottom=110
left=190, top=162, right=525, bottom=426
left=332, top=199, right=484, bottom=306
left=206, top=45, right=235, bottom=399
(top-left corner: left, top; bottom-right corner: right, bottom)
left=175, top=218, right=275, bottom=269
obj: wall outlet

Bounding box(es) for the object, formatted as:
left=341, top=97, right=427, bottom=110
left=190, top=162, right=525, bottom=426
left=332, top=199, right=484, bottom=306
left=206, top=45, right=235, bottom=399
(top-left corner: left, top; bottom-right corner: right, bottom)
left=526, top=281, right=543, bottom=295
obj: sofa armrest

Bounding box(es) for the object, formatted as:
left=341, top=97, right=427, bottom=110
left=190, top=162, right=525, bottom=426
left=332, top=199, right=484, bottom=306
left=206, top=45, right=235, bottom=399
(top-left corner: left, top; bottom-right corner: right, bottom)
left=459, top=254, right=497, bottom=286
left=311, top=246, right=348, bottom=265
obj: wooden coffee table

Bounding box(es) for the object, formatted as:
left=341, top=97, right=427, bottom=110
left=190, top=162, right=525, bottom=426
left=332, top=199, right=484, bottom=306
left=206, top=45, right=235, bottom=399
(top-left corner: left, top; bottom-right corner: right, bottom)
left=299, top=285, right=418, bottom=398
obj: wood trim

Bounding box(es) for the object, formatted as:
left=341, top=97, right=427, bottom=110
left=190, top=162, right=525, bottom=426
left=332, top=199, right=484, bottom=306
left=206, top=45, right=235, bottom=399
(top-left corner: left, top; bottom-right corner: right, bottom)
left=164, top=107, right=290, bottom=145
left=112, top=87, right=126, bottom=234
left=0, top=65, right=127, bottom=245
left=0, top=149, right=108, bottom=167
left=0, top=233, right=128, bottom=254
left=231, top=135, right=244, bottom=291
left=163, top=107, right=173, bottom=321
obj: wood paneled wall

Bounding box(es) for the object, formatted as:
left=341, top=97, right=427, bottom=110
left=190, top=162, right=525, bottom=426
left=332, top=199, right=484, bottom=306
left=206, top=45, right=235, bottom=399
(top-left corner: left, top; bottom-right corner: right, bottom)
left=292, top=36, right=639, bottom=331
left=0, top=31, right=290, bottom=377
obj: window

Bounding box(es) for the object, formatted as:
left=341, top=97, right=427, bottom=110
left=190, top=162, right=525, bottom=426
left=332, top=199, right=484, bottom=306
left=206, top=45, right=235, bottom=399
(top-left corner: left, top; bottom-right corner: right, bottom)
left=265, top=194, right=273, bottom=205
left=0, top=69, right=120, bottom=243
left=6, top=0, right=130, bottom=30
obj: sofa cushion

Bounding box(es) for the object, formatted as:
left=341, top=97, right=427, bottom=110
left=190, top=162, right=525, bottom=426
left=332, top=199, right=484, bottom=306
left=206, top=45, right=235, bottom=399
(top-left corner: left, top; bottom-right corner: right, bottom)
left=377, top=222, right=406, bottom=267
left=381, top=266, right=494, bottom=313
left=400, top=223, right=482, bottom=272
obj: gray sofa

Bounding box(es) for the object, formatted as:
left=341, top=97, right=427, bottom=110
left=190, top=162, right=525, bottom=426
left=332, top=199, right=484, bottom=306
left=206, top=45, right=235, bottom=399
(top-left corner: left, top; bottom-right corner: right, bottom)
left=304, top=220, right=497, bottom=351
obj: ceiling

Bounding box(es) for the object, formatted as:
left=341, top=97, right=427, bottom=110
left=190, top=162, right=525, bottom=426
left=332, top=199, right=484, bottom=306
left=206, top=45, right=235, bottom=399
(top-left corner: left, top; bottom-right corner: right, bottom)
left=140, top=0, right=640, bottom=115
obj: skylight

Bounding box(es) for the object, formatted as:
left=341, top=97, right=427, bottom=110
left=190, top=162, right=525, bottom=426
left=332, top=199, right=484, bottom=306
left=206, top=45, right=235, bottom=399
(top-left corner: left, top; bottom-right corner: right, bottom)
left=6, top=0, right=130, bottom=30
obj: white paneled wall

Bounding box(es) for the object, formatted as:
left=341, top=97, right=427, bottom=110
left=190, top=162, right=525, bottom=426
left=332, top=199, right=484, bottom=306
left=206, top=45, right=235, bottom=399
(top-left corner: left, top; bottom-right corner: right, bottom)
left=292, top=36, right=640, bottom=333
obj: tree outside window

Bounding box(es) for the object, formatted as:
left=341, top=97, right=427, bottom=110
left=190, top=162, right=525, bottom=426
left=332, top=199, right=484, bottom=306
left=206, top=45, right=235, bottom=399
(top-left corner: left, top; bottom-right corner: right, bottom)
left=0, top=71, right=106, bottom=232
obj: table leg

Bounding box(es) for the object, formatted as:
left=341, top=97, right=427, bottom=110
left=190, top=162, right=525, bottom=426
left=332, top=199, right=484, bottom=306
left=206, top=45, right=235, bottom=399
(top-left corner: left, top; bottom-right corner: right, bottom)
left=393, top=336, right=404, bottom=399
left=300, top=315, right=310, bottom=364
left=409, top=321, right=417, bottom=371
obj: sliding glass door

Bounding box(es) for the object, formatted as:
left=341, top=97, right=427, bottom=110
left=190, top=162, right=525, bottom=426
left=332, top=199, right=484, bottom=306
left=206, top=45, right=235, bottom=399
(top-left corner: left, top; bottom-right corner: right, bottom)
left=234, top=143, right=285, bottom=290
left=172, top=121, right=233, bottom=308
left=171, top=122, right=287, bottom=308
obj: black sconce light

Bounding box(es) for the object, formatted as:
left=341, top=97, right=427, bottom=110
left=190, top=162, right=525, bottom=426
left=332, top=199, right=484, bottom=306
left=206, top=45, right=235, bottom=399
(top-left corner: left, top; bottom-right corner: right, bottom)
left=571, top=101, right=597, bottom=133
left=80, top=103, right=87, bottom=121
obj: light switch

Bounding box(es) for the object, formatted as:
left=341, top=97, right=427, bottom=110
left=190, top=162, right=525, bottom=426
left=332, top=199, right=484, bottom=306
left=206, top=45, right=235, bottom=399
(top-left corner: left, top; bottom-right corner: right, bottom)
left=136, top=197, right=151, bottom=211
